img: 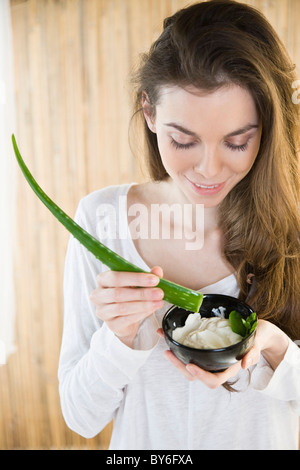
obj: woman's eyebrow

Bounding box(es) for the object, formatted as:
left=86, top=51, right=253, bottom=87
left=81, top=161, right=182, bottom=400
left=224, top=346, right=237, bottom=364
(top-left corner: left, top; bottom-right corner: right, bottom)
left=225, top=124, right=259, bottom=138
left=164, top=122, right=259, bottom=138
left=164, top=122, right=198, bottom=136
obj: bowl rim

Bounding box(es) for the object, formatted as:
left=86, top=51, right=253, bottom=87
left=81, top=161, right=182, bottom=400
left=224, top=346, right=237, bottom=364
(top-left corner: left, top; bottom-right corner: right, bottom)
left=162, top=294, right=257, bottom=353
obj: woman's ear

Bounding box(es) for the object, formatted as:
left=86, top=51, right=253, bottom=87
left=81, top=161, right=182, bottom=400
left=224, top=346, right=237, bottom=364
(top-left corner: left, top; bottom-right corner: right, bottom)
left=142, top=92, right=156, bottom=133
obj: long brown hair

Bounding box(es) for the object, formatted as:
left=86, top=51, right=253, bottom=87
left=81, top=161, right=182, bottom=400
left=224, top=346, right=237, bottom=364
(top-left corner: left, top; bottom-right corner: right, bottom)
left=131, top=0, right=300, bottom=340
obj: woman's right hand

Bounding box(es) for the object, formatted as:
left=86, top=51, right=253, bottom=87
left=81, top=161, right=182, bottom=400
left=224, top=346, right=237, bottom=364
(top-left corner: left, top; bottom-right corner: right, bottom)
left=90, top=266, right=164, bottom=347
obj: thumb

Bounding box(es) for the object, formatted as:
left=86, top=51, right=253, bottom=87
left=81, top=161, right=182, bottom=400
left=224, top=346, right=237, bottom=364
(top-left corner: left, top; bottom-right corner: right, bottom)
left=150, top=266, right=164, bottom=278
left=241, top=343, right=261, bottom=370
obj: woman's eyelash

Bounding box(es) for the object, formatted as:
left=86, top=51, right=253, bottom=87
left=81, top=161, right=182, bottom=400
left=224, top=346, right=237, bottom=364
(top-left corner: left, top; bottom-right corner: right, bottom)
left=225, top=142, right=249, bottom=152
left=170, top=138, right=195, bottom=150
left=170, top=138, right=249, bottom=152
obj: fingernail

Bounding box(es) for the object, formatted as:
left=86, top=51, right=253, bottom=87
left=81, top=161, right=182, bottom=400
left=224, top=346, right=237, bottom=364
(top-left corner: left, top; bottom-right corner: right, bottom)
left=151, top=288, right=164, bottom=300
left=147, top=275, right=158, bottom=285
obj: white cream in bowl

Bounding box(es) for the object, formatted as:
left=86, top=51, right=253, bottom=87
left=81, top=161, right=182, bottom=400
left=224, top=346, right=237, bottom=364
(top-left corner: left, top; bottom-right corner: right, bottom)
left=172, top=307, right=243, bottom=349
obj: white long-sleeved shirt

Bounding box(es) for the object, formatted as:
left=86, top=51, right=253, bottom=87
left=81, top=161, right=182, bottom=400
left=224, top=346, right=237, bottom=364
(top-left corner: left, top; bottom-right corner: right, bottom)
left=58, top=184, right=300, bottom=450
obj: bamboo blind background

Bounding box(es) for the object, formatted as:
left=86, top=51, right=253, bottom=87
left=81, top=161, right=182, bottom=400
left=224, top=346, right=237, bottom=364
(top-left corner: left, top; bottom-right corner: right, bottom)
left=1, top=0, right=299, bottom=450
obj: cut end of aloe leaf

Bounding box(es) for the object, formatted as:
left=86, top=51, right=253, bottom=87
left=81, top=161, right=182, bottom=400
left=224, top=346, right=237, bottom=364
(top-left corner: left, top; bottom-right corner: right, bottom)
left=12, top=133, right=204, bottom=313
left=158, top=278, right=203, bottom=312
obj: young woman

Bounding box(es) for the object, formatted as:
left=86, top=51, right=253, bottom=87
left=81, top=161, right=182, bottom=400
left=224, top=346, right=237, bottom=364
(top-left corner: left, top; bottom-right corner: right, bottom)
left=58, top=0, right=300, bottom=450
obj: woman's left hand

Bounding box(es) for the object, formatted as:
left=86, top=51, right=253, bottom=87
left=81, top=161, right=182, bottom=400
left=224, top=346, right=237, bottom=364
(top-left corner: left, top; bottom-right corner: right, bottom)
left=157, top=319, right=289, bottom=388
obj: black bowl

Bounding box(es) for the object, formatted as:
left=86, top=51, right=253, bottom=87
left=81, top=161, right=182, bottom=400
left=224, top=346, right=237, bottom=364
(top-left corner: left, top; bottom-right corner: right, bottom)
left=162, top=294, right=256, bottom=372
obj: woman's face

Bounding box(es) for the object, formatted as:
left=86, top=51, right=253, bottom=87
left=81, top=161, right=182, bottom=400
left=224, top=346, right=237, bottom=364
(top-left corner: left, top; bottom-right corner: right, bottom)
left=143, top=84, right=262, bottom=207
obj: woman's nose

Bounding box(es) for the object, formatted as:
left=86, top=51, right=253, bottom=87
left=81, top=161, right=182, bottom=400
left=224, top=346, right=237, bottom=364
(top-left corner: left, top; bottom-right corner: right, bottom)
left=193, top=145, right=222, bottom=179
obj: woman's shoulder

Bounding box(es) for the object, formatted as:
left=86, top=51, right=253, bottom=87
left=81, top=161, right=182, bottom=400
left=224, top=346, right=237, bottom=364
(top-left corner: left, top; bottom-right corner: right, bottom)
left=74, top=183, right=134, bottom=230
left=127, top=179, right=172, bottom=207
left=75, top=180, right=170, bottom=227
left=80, top=183, right=134, bottom=208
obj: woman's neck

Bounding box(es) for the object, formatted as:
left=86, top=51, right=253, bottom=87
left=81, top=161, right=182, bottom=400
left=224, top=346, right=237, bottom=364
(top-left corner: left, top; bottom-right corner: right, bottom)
left=161, top=178, right=221, bottom=235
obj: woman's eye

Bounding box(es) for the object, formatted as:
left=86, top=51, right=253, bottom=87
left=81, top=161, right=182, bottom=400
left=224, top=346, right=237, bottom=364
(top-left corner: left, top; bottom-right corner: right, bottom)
left=225, top=141, right=249, bottom=152
left=170, top=138, right=250, bottom=152
left=170, top=138, right=195, bottom=150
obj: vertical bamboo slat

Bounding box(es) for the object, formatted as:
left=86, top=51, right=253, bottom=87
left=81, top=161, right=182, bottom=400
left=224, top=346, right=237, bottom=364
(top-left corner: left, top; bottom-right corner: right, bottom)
left=1, top=0, right=299, bottom=450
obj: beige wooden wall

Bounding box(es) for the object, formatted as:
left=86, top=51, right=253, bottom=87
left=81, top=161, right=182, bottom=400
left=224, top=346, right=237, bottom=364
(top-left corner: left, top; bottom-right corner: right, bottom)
left=1, top=0, right=299, bottom=450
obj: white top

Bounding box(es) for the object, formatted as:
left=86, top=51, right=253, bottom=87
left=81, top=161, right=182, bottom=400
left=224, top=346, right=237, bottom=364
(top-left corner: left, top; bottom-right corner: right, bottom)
left=58, top=184, right=300, bottom=450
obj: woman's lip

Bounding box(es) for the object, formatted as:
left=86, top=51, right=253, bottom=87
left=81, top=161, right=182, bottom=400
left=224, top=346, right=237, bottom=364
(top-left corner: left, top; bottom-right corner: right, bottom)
left=185, top=177, right=226, bottom=195
left=194, top=183, right=220, bottom=188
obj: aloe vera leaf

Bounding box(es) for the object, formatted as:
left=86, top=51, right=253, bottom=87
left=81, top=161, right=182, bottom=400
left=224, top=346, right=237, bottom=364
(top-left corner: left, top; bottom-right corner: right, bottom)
left=229, top=310, right=257, bottom=338
left=12, top=134, right=203, bottom=312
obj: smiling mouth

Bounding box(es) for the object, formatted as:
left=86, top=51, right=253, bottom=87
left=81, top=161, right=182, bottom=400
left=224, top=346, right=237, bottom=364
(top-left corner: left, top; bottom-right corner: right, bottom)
left=193, top=183, right=220, bottom=189
left=185, top=177, right=226, bottom=195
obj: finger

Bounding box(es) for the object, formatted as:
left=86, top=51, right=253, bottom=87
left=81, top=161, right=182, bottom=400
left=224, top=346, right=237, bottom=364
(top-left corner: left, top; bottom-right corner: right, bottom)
left=156, top=328, right=164, bottom=338
left=97, top=270, right=160, bottom=288
left=164, top=350, right=197, bottom=381
left=102, top=303, right=163, bottom=337
left=91, top=286, right=164, bottom=304
left=150, top=266, right=164, bottom=278
left=96, top=299, right=164, bottom=321
left=105, top=312, right=149, bottom=335
left=241, top=344, right=261, bottom=370
left=186, top=360, right=242, bottom=389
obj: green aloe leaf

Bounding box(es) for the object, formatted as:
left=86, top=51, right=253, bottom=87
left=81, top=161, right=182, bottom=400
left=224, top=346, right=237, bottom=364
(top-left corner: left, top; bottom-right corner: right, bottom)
left=229, top=310, right=257, bottom=338
left=12, top=134, right=203, bottom=313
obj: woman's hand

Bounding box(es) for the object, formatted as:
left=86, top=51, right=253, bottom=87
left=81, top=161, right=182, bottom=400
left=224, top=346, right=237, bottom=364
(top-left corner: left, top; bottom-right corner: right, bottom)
left=90, top=266, right=164, bottom=348
left=157, top=319, right=290, bottom=388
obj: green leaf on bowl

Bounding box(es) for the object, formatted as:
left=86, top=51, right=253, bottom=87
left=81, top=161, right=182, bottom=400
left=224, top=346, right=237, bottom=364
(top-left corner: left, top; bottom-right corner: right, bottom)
left=229, top=310, right=257, bottom=338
